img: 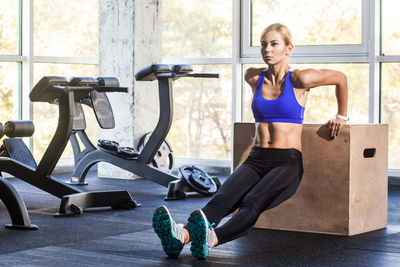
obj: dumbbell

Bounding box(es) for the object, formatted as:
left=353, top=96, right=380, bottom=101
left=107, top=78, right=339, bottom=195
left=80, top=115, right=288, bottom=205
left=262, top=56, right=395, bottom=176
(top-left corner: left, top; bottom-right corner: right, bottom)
left=0, top=120, right=35, bottom=138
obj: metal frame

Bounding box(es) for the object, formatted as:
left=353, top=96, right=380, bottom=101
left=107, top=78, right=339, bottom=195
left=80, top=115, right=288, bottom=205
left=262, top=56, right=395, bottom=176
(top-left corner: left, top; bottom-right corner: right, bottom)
left=0, top=176, right=38, bottom=229
left=69, top=78, right=181, bottom=187
left=68, top=67, right=221, bottom=200
left=241, top=0, right=370, bottom=60
left=34, top=56, right=98, bottom=65
left=368, top=0, right=381, bottom=124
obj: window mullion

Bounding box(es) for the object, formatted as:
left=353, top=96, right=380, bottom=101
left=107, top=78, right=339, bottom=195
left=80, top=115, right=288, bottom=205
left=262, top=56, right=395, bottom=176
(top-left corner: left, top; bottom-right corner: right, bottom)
left=232, top=0, right=242, bottom=171
left=21, top=0, right=33, bottom=121
left=368, top=0, right=381, bottom=123
left=21, top=0, right=34, bottom=148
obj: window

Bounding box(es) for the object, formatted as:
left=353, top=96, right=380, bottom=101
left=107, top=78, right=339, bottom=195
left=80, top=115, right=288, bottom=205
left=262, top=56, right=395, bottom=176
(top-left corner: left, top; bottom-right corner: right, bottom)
left=0, top=62, right=19, bottom=121
left=241, top=0, right=370, bottom=128
left=1, top=0, right=400, bottom=174
left=162, top=0, right=233, bottom=160
left=168, top=65, right=232, bottom=160
left=381, top=0, right=400, bottom=171
left=251, top=0, right=362, bottom=46
left=0, top=1, right=20, bottom=123
left=33, top=0, right=98, bottom=58
left=162, top=0, right=232, bottom=59
left=0, top=1, right=98, bottom=159
left=381, top=0, right=400, bottom=55
left=31, top=1, right=98, bottom=158
left=242, top=63, right=369, bottom=123
left=381, top=63, right=400, bottom=169
left=242, top=0, right=367, bottom=59
left=0, top=0, right=19, bottom=55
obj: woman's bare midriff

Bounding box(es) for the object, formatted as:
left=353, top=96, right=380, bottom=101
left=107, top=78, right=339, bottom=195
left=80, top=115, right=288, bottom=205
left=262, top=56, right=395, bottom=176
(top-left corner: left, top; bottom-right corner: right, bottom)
left=254, top=122, right=303, bottom=152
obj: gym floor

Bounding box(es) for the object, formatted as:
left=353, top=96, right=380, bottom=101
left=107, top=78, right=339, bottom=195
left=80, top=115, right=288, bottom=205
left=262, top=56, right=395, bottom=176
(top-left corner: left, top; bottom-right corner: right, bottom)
left=1, top=172, right=400, bottom=266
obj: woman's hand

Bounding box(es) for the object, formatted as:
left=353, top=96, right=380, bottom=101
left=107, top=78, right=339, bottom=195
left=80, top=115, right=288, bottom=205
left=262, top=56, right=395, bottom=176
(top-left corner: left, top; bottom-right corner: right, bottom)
left=325, top=118, right=346, bottom=139
left=293, top=69, right=348, bottom=139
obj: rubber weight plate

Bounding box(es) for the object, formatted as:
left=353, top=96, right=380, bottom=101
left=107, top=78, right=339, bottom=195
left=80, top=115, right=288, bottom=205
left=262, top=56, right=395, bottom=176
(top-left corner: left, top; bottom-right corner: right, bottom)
left=137, top=132, right=174, bottom=173
left=98, top=139, right=119, bottom=151
left=179, top=165, right=217, bottom=195
left=117, top=146, right=140, bottom=159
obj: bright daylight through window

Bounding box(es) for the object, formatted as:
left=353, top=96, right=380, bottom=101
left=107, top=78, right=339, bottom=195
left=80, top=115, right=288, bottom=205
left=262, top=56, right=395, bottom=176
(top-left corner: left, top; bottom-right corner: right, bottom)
left=0, top=0, right=400, bottom=170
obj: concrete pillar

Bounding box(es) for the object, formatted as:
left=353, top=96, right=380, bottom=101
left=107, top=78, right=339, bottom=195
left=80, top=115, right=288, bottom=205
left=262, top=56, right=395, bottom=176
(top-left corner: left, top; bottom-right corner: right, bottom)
left=98, top=0, right=162, bottom=178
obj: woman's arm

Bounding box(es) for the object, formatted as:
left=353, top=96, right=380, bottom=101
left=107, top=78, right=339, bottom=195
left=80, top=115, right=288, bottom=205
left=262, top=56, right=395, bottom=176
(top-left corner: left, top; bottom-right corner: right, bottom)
left=245, top=67, right=264, bottom=93
left=293, top=69, right=348, bottom=138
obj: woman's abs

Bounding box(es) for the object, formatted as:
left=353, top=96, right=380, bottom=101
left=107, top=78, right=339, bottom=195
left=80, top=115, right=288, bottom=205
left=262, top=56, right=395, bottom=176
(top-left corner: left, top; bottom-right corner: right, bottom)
left=254, top=122, right=303, bottom=151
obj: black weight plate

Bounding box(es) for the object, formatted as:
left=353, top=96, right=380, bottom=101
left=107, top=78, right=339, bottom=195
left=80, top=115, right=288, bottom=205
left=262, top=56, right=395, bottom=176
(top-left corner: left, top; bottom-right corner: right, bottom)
left=179, top=165, right=217, bottom=195
left=98, top=139, right=119, bottom=151
left=117, top=146, right=140, bottom=159
left=188, top=170, right=213, bottom=190
left=137, top=132, right=174, bottom=173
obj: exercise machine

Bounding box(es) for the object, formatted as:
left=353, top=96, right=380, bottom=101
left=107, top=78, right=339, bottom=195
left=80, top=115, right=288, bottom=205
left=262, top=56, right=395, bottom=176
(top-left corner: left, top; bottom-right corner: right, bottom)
left=68, top=64, right=221, bottom=200
left=0, top=120, right=38, bottom=229
left=0, top=77, right=140, bottom=216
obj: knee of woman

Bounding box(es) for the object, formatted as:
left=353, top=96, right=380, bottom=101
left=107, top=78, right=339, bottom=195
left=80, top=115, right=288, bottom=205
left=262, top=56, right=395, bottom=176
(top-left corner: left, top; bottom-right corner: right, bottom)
left=234, top=205, right=261, bottom=228
left=239, top=198, right=264, bottom=215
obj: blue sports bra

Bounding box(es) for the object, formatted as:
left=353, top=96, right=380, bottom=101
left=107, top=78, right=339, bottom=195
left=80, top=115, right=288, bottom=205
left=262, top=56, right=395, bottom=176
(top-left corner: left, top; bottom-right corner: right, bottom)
left=251, top=70, right=305, bottom=124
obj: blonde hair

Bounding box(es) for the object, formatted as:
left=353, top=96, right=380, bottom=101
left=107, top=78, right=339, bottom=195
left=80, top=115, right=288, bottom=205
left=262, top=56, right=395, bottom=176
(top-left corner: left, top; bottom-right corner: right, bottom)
left=260, top=23, right=292, bottom=46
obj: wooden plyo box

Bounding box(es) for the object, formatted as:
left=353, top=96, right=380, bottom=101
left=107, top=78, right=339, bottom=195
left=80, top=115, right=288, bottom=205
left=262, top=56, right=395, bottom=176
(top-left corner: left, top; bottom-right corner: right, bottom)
left=233, top=123, right=388, bottom=236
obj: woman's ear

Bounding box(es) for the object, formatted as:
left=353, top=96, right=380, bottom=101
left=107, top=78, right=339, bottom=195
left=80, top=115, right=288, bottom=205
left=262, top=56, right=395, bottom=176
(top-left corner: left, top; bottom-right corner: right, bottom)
left=286, top=44, right=294, bottom=56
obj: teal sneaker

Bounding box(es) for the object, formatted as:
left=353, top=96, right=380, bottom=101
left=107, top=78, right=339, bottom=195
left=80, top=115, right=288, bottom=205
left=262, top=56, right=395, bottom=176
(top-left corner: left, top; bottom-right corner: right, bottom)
left=152, top=205, right=184, bottom=258
left=187, top=209, right=215, bottom=259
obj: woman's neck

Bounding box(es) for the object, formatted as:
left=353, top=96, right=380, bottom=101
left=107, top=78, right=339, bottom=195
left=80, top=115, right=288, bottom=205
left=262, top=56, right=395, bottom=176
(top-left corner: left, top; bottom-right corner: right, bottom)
left=266, top=62, right=290, bottom=85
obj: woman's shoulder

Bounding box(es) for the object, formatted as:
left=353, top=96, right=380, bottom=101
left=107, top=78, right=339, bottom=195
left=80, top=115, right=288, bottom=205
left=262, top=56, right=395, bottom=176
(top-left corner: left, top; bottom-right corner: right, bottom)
left=291, top=68, right=319, bottom=87
left=291, top=68, right=314, bottom=78
left=244, top=67, right=266, bottom=85
left=292, top=68, right=346, bottom=88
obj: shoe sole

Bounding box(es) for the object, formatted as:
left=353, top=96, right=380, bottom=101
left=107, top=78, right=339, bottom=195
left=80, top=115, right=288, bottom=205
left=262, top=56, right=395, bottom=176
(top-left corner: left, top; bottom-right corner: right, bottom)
left=152, top=206, right=183, bottom=258
left=187, top=210, right=208, bottom=259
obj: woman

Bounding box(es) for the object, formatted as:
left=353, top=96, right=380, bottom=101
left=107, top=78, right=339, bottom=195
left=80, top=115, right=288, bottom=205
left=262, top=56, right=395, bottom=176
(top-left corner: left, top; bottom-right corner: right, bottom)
left=152, top=23, right=348, bottom=260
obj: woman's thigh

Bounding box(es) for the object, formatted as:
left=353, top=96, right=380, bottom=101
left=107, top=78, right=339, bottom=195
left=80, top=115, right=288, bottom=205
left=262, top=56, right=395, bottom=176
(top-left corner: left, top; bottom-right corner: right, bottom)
left=240, top=161, right=303, bottom=212
left=202, top=163, right=262, bottom=222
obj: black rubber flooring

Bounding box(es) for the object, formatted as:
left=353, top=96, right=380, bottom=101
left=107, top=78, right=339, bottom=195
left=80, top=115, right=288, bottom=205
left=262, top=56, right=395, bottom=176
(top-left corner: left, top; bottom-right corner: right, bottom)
left=1, top=172, right=400, bottom=266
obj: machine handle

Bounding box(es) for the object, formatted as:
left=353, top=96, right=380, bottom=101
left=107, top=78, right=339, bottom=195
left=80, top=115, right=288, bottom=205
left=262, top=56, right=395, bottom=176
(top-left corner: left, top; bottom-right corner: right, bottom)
left=0, top=120, right=35, bottom=138
left=65, top=86, right=128, bottom=93
left=156, top=73, right=219, bottom=79
left=184, top=73, right=219, bottom=78
left=95, top=86, right=128, bottom=93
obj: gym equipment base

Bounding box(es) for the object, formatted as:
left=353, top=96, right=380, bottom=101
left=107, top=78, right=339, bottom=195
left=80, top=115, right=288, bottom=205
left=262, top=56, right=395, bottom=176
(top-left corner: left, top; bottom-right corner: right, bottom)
left=0, top=176, right=38, bottom=230
left=55, top=190, right=140, bottom=217
left=0, top=158, right=139, bottom=216
left=165, top=176, right=221, bottom=200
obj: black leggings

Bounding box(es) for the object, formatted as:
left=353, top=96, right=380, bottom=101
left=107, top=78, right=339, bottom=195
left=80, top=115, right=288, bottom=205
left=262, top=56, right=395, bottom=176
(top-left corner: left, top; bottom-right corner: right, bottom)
left=201, top=147, right=303, bottom=245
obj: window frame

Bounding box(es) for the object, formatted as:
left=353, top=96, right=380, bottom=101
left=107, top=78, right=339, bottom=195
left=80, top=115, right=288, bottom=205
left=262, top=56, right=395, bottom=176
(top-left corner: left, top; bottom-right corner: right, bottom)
left=0, top=0, right=99, bottom=152
left=2, top=0, right=400, bottom=174
left=241, top=0, right=370, bottom=62
left=379, top=0, right=400, bottom=176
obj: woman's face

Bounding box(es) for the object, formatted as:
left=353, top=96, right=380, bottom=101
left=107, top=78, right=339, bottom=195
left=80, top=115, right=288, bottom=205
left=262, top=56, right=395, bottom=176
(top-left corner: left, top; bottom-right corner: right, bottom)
left=260, top=30, right=292, bottom=65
